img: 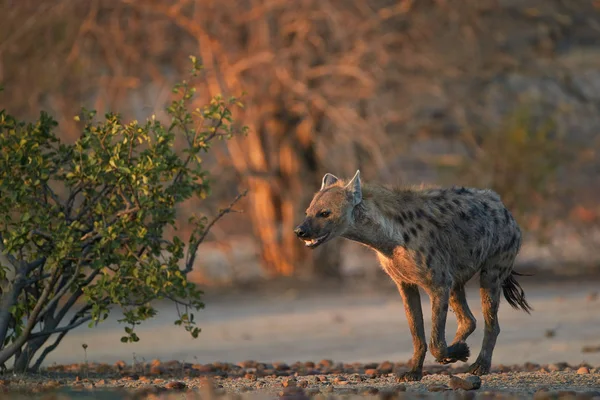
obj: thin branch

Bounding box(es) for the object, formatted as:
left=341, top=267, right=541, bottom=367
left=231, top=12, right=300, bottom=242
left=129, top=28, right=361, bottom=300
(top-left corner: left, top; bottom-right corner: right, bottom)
left=30, top=304, right=93, bottom=372
left=0, top=265, right=60, bottom=365
left=29, top=315, right=92, bottom=340
left=55, top=268, right=101, bottom=324
left=184, top=189, right=248, bottom=273
left=31, top=230, right=53, bottom=242
left=74, top=185, right=114, bottom=220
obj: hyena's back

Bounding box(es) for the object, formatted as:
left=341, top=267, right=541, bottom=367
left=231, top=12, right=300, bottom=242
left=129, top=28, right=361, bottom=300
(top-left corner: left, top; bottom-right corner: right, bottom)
left=379, top=185, right=522, bottom=285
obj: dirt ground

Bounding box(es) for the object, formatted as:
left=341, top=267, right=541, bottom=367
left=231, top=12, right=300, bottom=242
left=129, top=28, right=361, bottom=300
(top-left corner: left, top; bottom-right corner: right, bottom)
left=42, top=279, right=600, bottom=368
left=1, top=278, right=598, bottom=398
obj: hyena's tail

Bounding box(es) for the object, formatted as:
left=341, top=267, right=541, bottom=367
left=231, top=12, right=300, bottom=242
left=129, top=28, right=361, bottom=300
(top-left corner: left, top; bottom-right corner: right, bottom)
left=502, top=271, right=533, bottom=314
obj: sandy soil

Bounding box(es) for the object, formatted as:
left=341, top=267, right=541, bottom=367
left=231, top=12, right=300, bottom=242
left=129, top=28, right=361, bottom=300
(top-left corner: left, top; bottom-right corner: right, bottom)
left=1, top=279, right=599, bottom=399
left=41, top=280, right=600, bottom=368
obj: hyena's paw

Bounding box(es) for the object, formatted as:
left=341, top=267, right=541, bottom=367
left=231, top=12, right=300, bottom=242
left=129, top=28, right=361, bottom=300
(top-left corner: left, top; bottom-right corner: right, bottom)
left=438, top=341, right=470, bottom=364
left=395, top=370, right=423, bottom=382
left=467, top=358, right=491, bottom=376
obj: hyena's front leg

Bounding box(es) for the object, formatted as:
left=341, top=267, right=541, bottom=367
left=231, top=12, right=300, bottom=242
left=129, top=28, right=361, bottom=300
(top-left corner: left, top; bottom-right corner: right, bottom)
left=397, top=282, right=427, bottom=382
left=429, top=286, right=467, bottom=364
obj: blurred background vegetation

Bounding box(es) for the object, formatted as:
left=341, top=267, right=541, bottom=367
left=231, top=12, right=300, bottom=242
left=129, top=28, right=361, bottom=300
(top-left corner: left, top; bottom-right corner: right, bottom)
left=2, top=0, right=600, bottom=287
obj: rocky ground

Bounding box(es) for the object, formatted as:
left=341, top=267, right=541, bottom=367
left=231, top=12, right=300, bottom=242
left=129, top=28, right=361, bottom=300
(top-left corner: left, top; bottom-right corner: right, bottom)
left=1, top=360, right=600, bottom=400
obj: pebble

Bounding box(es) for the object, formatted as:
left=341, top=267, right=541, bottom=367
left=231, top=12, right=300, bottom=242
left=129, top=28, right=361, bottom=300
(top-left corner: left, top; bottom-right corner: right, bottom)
left=165, top=380, right=186, bottom=390
left=428, top=384, right=451, bottom=392
left=577, top=367, right=590, bottom=374
left=365, top=368, right=378, bottom=378
left=282, top=378, right=297, bottom=387
left=449, top=375, right=482, bottom=390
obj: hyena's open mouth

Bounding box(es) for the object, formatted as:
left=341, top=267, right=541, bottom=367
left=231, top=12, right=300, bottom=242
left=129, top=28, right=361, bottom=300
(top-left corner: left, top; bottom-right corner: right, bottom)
left=303, top=233, right=329, bottom=249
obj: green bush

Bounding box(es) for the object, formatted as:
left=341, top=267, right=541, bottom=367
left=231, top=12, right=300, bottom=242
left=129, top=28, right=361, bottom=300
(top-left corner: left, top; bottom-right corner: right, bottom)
left=0, top=58, right=248, bottom=371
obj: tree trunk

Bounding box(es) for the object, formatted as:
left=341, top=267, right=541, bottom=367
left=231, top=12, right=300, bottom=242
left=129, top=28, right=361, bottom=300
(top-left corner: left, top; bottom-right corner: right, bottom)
left=13, top=336, right=47, bottom=372
left=228, top=104, right=342, bottom=278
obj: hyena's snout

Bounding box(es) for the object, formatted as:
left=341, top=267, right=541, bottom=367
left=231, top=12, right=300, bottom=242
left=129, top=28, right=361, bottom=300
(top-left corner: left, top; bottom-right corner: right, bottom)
left=294, top=220, right=330, bottom=249
left=294, top=223, right=308, bottom=238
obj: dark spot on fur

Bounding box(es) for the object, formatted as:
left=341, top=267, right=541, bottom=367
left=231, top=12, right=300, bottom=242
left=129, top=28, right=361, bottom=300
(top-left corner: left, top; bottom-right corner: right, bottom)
left=407, top=211, right=415, bottom=222
left=416, top=223, right=424, bottom=231
left=477, top=225, right=486, bottom=236
left=505, top=233, right=518, bottom=251
left=400, top=211, right=407, bottom=220
left=415, top=209, right=425, bottom=219
left=452, top=199, right=461, bottom=206
left=426, top=215, right=442, bottom=229
left=469, top=205, right=482, bottom=219
left=438, top=204, right=447, bottom=214
left=410, top=227, right=417, bottom=236
left=482, top=202, right=490, bottom=211
left=429, top=247, right=436, bottom=258
left=459, top=211, right=469, bottom=221
left=454, top=187, right=468, bottom=195
left=493, top=216, right=500, bottom=226
left=503, top=208, right=511, bottom=224
left=403, top=232, right=410, bottom=244
left=426, top=255, right=433, bottom=267
left=429, top=231, right=436, bottom=240
left=419, top=246, right=426, bottom=254
left=396, top=215, right=405, bottom=226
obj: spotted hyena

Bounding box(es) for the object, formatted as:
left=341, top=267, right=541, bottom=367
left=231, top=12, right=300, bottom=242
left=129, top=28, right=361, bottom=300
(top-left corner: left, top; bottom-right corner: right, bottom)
left=294, top=170, right=532, bottom=381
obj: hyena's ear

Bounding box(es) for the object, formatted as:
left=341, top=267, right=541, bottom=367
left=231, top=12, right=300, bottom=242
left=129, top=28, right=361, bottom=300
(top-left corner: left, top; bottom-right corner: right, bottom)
left=320, top=173, right=339, bottom=190
left=345, top=170, right=362, bottom=206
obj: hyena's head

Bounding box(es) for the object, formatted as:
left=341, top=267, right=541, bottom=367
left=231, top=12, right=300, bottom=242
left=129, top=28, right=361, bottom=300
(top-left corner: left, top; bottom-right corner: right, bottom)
left=294, top=170, right=362, bottom=249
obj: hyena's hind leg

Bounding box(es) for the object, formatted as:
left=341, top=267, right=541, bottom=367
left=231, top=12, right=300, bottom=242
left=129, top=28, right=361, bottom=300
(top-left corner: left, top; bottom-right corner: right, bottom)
left=467, top=268, right=502, bottom=376
left=443, top=285, right=475, bottom=364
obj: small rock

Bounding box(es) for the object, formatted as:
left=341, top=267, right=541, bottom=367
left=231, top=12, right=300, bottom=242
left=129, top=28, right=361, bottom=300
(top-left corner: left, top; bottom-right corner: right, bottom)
left=192, top=363, right=214, bottom=372
left=165, top=381, right=186, bottom=390
left=578, top=367, right=590, bottom=374
left=377, top=361, right=394, bottom=374
left=549, top=362, right=569, bottom=372
left=557, top=390, right=578, bottom=399
left=274, top=362, right=290, bottom=371
left=44, top=380, right=61, bottom=389
left=322, top=385, right=334, bottom=393
left=449, top=375, right=482, bottom=391
left=393, top=384, right=407, bottom=392
left=365, top=368, right=378, bottom=378
left=360, top=387, right=379, bottom=395
left=283, top=378, right=297, bottom=387
left=150, top=365, right=163, bottom=375
left=428, top=384, right=450, bottom=392
left=245, top=373, right=257, bottom=381
left=317, top=359, right=333, bottom=368
left=534, top=388, right=552, bottom=400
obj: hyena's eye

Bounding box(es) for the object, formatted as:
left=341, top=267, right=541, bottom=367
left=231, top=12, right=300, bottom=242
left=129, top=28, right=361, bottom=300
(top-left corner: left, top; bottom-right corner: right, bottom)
left=317, top=210, right=331, bottom=218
